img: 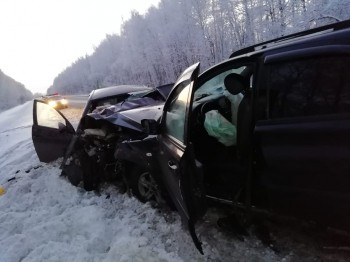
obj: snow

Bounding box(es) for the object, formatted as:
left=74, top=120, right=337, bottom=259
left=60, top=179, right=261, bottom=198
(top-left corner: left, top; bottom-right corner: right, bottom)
left=0, top=102, right=349, bottom=261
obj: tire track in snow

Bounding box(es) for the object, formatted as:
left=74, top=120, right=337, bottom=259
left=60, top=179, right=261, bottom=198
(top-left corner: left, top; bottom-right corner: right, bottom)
left=0, top=124, right=31, bottom=134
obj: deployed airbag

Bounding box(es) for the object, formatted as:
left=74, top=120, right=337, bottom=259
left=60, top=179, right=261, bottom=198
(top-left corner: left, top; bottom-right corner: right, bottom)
left=204, top=110, right=236, bottom=146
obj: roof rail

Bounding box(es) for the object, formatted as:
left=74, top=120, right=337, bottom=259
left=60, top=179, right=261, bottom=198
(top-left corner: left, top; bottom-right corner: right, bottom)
left=229, top=19, right=350, bottom=58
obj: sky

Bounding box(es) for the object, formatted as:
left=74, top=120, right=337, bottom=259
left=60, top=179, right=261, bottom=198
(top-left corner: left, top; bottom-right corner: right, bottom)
left=0, top=101, right=343, bottom=261
left=0, top=0, right=161, bottom=94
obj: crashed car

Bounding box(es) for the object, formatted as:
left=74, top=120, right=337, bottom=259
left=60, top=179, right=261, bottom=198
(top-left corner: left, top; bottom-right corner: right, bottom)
left=117, top=20, right=350, bottom=253
left=41, top=93, right=68, bottom=109
left=32, top=84, right=172, bottom=199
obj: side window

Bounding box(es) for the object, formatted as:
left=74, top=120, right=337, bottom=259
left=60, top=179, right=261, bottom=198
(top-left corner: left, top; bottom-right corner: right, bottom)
left=269, top=56, right=350, bottom=118
left=195, top=66, right=246, bottom=100
left=36, top=102, right=66, bottom=129
left=194, top=65, right=252, bottom=126
left=164, top=81, right=191, bottom=143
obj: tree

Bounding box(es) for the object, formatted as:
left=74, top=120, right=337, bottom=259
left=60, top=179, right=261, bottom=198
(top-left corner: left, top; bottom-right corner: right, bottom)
left=47, top=0, right=350, bottom=95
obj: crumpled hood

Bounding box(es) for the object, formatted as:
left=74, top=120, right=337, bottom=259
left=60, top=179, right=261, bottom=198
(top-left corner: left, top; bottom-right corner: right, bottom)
left=90, top=97, right=159, bottom=117
left=85, top=103, right=164, bottom=132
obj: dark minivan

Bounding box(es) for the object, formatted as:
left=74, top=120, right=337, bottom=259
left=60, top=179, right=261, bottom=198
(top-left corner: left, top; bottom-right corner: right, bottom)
left=119, top=20, right=350, bottom=253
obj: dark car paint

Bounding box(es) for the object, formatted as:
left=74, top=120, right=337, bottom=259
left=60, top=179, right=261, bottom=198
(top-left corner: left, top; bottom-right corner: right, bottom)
left=157, top=64, right=208, bottom=253
left=115, top=135, right=159, bottom=171
left=156, top=83, right=174, bottom=100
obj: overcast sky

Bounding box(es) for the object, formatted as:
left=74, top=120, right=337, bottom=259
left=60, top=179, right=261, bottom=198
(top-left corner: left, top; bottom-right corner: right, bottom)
left=0, top=0, right=160, bottom=94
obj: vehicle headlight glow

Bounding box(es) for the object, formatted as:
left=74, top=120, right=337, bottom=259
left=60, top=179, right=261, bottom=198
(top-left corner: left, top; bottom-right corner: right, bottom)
left=61, top=99, right=68, bottom=105
left=48, top=101, right=57, bottom=107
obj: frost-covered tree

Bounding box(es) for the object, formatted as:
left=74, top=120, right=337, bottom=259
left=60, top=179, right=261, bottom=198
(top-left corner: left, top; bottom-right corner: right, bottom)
left=48, top=0, right=350, bottom=95
left=0, top=70, right=33, bottom=111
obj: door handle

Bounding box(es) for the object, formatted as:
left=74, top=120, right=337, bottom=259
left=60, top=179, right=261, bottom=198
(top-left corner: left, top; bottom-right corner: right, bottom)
left=168, top=161, right=178, bottom=170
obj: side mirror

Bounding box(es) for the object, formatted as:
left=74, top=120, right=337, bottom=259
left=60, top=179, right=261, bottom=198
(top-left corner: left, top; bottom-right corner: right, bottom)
left=141, top=119, right=159, bottom=135
left=58, top=122, right=67, bottom=133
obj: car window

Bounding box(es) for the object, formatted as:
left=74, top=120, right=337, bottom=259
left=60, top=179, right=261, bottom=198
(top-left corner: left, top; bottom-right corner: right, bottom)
left=164, top=80, right=191, bottom=143
left=194, top=65, right=252, bottom=126
left=194, top=66, right=246, bottom=101
left=36, top=102, right=66, bottom=129
left=268, top=56, right=350, bottom=118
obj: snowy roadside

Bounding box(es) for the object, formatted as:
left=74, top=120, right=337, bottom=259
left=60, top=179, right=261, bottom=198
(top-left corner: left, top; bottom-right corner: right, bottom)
left=0, top=102, right=349, bottom=262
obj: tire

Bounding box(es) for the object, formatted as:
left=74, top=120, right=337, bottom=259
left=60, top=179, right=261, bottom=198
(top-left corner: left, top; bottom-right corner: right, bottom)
left=67, top=168, right=82, bottom=186
left=78, top=150, right=99, bottom=191
left=130, top=167, right=159, bottom=203
left=61, top=162, right=83, bottom=186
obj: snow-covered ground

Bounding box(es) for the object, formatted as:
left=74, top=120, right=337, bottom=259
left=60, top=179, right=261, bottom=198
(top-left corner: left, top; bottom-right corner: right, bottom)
left=0, top=101, right=349, bottom=262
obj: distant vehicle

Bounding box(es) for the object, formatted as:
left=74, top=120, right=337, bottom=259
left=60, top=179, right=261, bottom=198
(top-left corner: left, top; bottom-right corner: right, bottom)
left=41, top=93, right=68, bottom=109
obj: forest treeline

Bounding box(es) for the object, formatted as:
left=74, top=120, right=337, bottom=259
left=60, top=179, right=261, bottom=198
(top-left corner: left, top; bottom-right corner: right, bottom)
left=47, top=0, right=350, bottom=95
left=0, top=70, right=33, bottom=112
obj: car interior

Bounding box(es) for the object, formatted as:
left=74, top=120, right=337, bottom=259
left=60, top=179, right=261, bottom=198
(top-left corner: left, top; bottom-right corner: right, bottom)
left=190, top=67, right=255, bottom=202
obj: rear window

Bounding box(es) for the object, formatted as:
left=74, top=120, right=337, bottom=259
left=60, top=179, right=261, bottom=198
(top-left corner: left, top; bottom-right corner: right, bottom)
left=268, top=56, right=350, bottom=118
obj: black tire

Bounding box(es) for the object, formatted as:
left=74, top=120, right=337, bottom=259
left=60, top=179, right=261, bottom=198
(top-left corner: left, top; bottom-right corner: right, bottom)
left=130, top=167, right=159, bottom=203
left=62, top=162, right=83, bottom=186
left=66, top=167, right=82, bottom=186
left=78, top=150, right=99, bottom=191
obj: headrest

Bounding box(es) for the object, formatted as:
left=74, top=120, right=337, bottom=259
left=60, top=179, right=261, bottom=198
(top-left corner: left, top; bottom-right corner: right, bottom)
left=224, top=73, right=247, bottom=95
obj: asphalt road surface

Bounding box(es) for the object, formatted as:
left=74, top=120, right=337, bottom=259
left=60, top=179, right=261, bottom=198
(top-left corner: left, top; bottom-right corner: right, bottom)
left=58, top=95, right=89, bottom=128
left=64, top=95, right=89, bottom=109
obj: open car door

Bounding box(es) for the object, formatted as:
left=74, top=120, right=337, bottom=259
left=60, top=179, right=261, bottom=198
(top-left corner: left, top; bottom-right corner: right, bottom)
left=157, top=63, right=207, bottom=254
left=32, top=99, right=75, bottom=162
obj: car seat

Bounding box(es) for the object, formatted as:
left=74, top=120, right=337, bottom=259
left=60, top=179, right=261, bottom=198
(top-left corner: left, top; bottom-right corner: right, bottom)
left=224, top=73, right=253, bottom=163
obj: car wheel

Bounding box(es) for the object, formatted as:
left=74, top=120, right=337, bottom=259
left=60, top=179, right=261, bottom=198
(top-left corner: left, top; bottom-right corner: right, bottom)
left=130, top=167, right=159, bottom=203
left=61, top=162, right=83, bottom=186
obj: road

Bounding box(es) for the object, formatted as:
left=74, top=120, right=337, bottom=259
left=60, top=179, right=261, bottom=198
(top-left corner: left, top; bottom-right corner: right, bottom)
left=59, top=95, right=88, bottom=128
left=64, top=94, right=89, bottom=109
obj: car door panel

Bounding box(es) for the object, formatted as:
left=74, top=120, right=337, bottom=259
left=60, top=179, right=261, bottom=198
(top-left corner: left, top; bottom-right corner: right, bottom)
left=255, top=115, right=350, bottom=226
left=158, top=136, right=187, bottom=213
left=32, top=100, right=75, bottom=162
left=157, top=63, right=206, bottom=253
left=256, top=53, right=350, bottom=227
left=158, top=135, right=205, bottom=252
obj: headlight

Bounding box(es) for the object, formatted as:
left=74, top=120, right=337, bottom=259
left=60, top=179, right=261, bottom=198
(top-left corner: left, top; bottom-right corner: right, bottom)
left=61, top=99, right=68, bottom=105
left=48, top=101, right=57, bottom=107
